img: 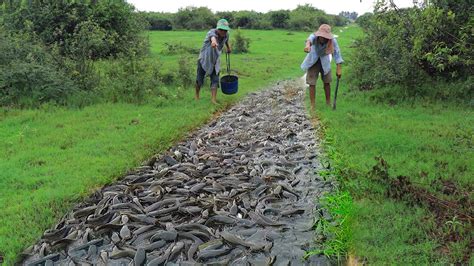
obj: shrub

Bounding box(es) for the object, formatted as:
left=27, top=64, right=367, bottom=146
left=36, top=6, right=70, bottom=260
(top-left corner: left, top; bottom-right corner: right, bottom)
left=177, top=56, right=195, bottom=88
left=96, top=56, right=163, bottom=104
left=289, top=4, right=335, bottom=31
left=233, top=29, right=250, bottom=54
left=0, top=31, right=77, bottom=107
left=351, top=0, right=473, bottom=102
left=144, top=12, right=173, bottom=31
left=2, top=0, right=148, bottom=58
left=268, top=10, right=290, bottom=28
left=162, top=43, right=200, bottom=55
left=233, top=11, right=262, bottom=29
left=174, top=7, right=216, bottom=30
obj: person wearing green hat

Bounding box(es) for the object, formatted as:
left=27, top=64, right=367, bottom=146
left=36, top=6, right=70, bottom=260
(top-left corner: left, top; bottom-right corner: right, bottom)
left=195, top=18, right=232, bottom=104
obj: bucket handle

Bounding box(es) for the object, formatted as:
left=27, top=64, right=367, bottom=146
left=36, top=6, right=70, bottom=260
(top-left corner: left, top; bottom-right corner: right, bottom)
left=225, top=51, right=231, bottom=75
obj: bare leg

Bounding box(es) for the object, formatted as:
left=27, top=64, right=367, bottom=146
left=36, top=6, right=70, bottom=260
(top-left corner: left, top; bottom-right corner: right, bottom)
left=211, top=87, right=217, bottom=104
left=309, top=85, right=316, bottom=112
left=324, top=83, right=331, bottom=106
left=195, top=82, right=200, bottom=100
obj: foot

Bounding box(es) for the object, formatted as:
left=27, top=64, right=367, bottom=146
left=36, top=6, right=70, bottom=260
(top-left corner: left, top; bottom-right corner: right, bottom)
left=195, top=94, right=200, bottom=100
left=211, top=98, right=218, bottom=105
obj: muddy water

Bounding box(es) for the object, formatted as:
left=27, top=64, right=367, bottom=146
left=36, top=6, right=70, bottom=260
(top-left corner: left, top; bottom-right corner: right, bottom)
left=22, top=80, right=334, bottom=265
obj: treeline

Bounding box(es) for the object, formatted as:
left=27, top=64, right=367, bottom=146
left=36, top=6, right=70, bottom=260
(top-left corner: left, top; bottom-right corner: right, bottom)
left=0, top=0, right=188, bottom=107
left=142, top=4, right=351, bottom=31
left=351, top=0, right=473, bottom=102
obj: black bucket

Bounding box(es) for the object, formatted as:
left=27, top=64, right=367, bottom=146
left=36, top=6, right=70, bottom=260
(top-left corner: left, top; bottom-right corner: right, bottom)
left=220, top=74, right=238, bottom=95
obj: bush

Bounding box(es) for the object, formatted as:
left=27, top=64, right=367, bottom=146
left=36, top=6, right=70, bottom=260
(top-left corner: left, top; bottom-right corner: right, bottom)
left=2, top=0, right=148, bottom=59
left=233, top=11, right=262, bottom=29
left=144, top=12, right=173, bottom=31
left=96, top=56, right=163, bottom=104
left=174, top=7, right=216, bottom=30
left=0, top=31, right=77, bottom=107
left=177, top=56, right=194, bottom=88
left=351, top=1, right=473, bottom=101
left=268, top=10, right=290, bottom=28
left=289, top=4, right=335, bottom=31
left=162, top=42, right=200, bottom=55
left=216, top=11, right=235, bottom=26
left=233, top=29, right=250, bottom=54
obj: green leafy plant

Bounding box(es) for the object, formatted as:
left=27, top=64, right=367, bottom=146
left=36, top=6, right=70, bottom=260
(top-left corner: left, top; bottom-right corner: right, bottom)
left=233, top=29, right=251, bottom=54
left=306, top=191, right=354, bottom=262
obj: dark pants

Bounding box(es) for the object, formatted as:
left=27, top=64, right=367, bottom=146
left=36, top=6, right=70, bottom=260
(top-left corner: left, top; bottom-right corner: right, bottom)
left=196, top=60, right=219, bottom=89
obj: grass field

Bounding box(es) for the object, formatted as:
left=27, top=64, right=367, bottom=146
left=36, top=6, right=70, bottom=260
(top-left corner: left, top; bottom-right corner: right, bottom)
left=312, top=26, right=473, bottom=264
left=0, top=29, right=311, bottom=264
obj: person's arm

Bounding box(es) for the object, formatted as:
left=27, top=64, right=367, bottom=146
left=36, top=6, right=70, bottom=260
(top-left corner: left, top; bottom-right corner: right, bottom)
left=225, top=41, right=232, bottom=53
left=304, top=34, right=316, bottom=53
left=333, top=38, right=343, bottom=78
left=211, top=36, right=218, bottom=49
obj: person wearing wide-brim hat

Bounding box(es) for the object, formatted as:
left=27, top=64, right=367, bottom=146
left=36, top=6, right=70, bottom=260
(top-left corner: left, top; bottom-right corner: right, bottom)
left=195, top=19, right=232, bottom=104
left=301, top=24, right=343, bottom=112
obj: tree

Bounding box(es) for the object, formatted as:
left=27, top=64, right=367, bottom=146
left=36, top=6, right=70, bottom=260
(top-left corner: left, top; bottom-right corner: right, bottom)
left=268, top=10, right=290, bottom=28
left=174, top=7, right=215, bottom=30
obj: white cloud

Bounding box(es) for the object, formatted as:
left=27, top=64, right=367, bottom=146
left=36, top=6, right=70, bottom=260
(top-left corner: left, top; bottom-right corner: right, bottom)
left=126, top=0, right=415, bottom=15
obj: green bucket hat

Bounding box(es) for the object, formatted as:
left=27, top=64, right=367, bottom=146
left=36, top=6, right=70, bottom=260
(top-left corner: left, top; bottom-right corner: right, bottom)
left=217, top=19, right=230, bottom=31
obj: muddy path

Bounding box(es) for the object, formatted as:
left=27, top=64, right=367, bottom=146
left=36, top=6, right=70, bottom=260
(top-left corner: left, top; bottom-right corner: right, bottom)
left=22, top=80, right=334, bottom=265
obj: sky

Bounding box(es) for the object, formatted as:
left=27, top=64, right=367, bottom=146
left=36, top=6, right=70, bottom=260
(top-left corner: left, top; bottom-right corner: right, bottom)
left=126, top=0, right=416, bottom=15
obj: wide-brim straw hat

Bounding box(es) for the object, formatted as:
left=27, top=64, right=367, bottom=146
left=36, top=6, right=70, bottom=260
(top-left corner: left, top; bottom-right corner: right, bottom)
left=314, top=24, right=334, bottom=39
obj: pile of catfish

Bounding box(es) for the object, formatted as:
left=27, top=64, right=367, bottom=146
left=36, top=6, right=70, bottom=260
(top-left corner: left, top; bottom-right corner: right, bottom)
left=22, top=81, right=334, bottom=265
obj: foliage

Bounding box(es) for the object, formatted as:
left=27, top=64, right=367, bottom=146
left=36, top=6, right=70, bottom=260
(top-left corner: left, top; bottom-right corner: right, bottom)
left=233, top=11, right=262, bottom=29
left=268, top=10, right=290, bottom=28
left=339, top=11, right=358, bottom=21
left=161, top=42, right=200, bottom=55
left=95, top=56, right=164, bottom=104
left=2, top=0, right=148, bottom=58
left=0, top=0, right=151, bottom=107
left=143, top=12, right=173, bottom=31
left=351, top=0, right=473, bottom=101
left=141, top=5, right=347, bottom=31
left=0, top=30, right=77, bottom=107
left=215, top=11, right=235, bottom=26
left=288, top=4, right=341, bottom=31
left=177, top=56, right=194, bottom=88
left=233, top=29, right=251, bottom=54
left=306, top=191, right=354, bottom=263
left=174, top=7, right=216, bottom=30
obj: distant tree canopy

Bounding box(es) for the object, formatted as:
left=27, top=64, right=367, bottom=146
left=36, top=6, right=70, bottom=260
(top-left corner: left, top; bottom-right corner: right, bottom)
left=339, top=11, right=358, bottom=21
left=142, top=4, right=350, bottom=31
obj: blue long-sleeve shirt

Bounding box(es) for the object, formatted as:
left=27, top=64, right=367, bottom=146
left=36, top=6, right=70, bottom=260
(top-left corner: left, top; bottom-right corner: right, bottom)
left=300, top=33, right=343, bottom=75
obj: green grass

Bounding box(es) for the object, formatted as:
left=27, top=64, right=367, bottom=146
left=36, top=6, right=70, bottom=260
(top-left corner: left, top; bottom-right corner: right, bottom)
left=0, top=29, right=312, bottom=264
left=311, top=25, right=473, bottom=263
left=306, top=190, right=354, bottom=263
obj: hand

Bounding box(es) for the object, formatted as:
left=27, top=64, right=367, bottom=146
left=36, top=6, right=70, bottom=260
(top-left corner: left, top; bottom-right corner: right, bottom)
left=304, top=46, right=311, bottom=53
left=336, top=64, right=342, bottom=78
left=226, top=47, right=232, bottom=54
left=211, top=41, right=218, bottom=49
